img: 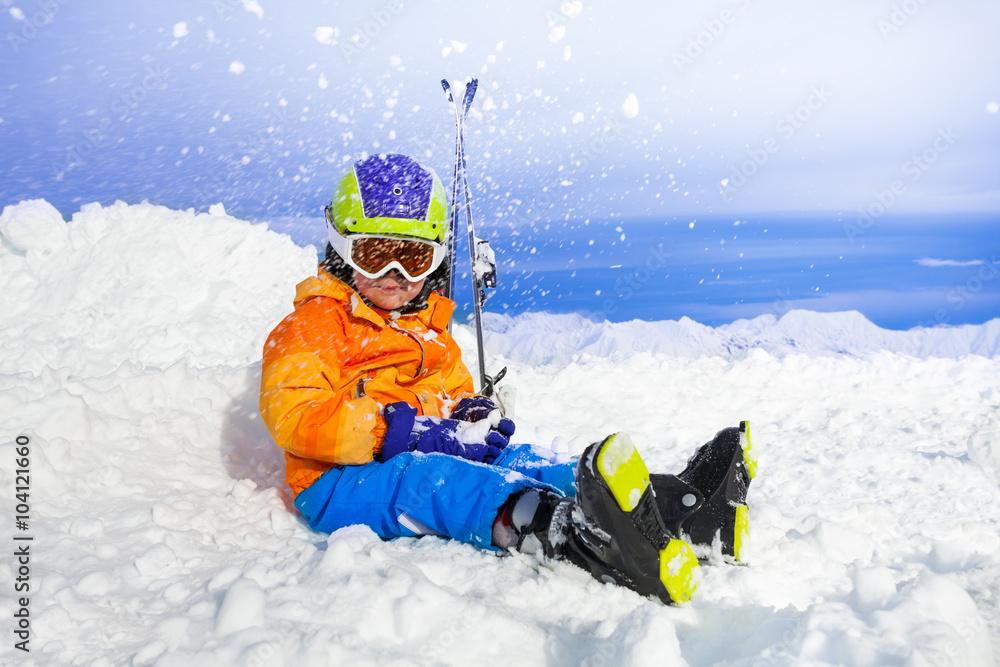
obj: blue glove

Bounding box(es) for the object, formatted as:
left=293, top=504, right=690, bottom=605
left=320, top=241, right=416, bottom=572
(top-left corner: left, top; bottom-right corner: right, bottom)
left=381, top=402, right=506, bottom=464
left=450, top=396, right=515, bottom=443
left=381, top=402, right=418, bottom=461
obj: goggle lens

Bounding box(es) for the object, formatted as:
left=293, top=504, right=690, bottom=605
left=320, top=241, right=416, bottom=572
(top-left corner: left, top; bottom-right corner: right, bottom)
left=350, top=236, right=436, bottom=279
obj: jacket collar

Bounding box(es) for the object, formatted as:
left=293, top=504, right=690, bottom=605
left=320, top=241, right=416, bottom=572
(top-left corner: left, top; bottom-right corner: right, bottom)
left=294, top=269, right=456, bottom=332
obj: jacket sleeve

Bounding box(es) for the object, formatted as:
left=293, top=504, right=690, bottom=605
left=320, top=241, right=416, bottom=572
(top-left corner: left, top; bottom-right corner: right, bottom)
left=259, top=301, right=386, bottom=466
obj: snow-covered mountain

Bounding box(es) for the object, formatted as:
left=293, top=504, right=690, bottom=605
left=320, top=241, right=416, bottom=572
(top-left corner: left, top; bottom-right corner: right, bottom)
left=483, top=308, right=1000, bottom=366
left=1, top=200, right=998, bottom=665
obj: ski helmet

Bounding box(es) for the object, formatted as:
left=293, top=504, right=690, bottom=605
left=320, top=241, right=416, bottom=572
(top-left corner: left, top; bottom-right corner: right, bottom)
left=325, top=153, right=449, bottom=281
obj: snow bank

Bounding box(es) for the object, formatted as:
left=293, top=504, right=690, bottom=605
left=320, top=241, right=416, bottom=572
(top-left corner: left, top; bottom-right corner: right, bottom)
left=1, top=200, right=998, bottom=666
left=0, top=199, right=317, bottom=376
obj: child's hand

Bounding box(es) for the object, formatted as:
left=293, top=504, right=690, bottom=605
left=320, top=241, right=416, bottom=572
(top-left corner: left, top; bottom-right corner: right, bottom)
left=381, top=401, right=509, bottom=464
left=450, top=395, right=516, bottom=443
left=410, top=416, right=505, bottom=463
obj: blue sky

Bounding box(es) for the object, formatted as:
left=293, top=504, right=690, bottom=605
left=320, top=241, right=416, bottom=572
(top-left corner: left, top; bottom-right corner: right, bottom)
left=1, top=0, right=998, bottom=328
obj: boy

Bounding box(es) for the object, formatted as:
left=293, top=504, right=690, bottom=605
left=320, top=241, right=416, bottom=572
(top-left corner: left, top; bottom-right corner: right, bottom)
left=259, top=153, right=754, bottom=604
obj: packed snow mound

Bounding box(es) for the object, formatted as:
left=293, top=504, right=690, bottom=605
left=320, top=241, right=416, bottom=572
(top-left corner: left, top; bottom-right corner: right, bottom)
left=483, top=309, right=1000, bottom=365
left=0, top=199, right=317, bottom=376
left=0, top=198, right=69, bottom=255
left=1, top=200, right=998, bottom=665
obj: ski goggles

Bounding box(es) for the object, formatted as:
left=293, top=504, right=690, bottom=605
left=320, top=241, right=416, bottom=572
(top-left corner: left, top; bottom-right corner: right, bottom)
left=328, top=231, right=447, bottom=281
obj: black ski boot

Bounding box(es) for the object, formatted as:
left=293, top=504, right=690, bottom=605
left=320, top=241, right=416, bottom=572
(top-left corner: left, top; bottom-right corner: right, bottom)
left=492, top=487, right=566, bottom=556
left=651, top=421, right=756, bottom=561
left=495, top=433, right=702, bottom=604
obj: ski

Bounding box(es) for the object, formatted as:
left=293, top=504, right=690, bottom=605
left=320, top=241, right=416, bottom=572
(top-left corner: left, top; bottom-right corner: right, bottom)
left=441, top=77, right=506, bottom=399
left=441, top=79, right=463, bottom=303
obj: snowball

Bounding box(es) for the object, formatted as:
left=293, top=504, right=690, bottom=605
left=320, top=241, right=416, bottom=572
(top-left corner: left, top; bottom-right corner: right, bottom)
left=9, top=7, right=25, bottom=20
left=0, top=199, right=69, bottom=254
left=561, top=2, right=583, bottom=19
left=215, top=578, right=266, bottom=635
left=987, top=101, right=999, bottom=114
left=242, top=0, right=264, bottom=19
left=134, top=543, right=180, bottom=578
left=928, top=538, right=979, bottom=573
left=173, top=22, right=189, bottom=38
left=806, top=520, right=875, bottom=564
left=75, top=571, right=116, bottom=597
left=607, top=605, right=685, bottom=664
left=850, top=566, right=896, bottom=613
left=314, top=26, right=336, bottom=44
left=229, top=60, right=246, bottom=74
left=907, top=573, right=993, bottom=664
left=622, top=93, right=639, bottom=118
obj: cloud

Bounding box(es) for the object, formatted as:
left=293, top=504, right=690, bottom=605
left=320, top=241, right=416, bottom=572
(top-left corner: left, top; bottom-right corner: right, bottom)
left=914, top=257, right=984, bottom=268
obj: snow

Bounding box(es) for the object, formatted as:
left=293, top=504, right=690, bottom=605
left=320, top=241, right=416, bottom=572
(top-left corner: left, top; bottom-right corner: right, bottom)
left=1, top=201, right=999, bottom=665
left=0, top=198, right=69, bottom=255
left=622, top=93, right=639, bottom=119
left=313, top=26, right=336, bottom=45
left=482, top=309, right=1000, bottom=365
left=240, top=0, right=264, bottom=20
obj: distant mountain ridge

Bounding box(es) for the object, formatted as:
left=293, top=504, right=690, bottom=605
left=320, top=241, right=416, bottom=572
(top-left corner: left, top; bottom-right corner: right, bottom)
left=483, top=309, right=1000, bottom=364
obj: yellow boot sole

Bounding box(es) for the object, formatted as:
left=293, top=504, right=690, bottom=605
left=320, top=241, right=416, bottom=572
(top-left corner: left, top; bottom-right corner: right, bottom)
left=735, top=421, right=756, bottom=561
left=597, top=433, right=702, bottom=604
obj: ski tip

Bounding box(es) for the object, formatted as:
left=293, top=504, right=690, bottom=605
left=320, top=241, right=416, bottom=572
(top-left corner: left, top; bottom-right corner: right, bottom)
left=463, top=79, right=478, bottom=111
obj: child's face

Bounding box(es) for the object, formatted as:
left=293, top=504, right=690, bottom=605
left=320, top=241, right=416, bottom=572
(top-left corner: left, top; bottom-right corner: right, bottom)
left=353, top=270, right=426, bottom=311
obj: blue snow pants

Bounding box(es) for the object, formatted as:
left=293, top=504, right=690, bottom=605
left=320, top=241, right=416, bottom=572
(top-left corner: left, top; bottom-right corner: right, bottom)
left=294, top=444, right=577, bottom=550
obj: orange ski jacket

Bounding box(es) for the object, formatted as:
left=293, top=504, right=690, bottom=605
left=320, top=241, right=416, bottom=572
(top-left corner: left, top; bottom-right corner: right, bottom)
left=259, top=269, right=475, bottom=495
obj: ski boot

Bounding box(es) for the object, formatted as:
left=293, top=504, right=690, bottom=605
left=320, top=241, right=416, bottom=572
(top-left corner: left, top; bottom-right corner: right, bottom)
left=494, top=433, right=701, bottom=604
left=651, top=421, right=756, bottom=561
